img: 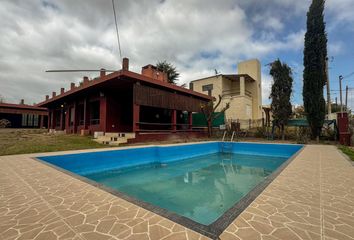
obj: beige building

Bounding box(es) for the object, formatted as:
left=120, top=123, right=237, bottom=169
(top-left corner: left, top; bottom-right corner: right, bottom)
left=190, top=59, right=262, bottom=125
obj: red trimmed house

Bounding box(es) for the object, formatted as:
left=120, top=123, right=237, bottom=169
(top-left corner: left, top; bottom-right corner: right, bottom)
left=36, top=58, right=211, bottom=142
left=0, top=101, right=48, bottom=128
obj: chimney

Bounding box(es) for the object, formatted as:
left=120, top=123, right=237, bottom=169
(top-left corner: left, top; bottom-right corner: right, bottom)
left=141, top=64, right=168, bottom=83
left=45, top=95, right=49, bottom=101
left=52, top=92, right=56, bottom=98
left=83, top=76, right=89, bottom=85
left=70, top=82, right=75, bottom=90
left=100, top=68, right=106, bottom=78
left=20, top=99, right=24, bottom=105
left=60, top=88, right=65, bottom=94
left=122, top=58, right=129, bottom=71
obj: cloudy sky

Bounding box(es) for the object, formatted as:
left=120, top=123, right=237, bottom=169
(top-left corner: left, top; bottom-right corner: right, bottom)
left=0, top=0, right=353, bottom=107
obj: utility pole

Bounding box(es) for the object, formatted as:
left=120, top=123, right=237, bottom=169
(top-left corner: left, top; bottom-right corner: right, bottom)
left=325, top=57, right=331, bottom=115
left=345, top=85, right=348, bottom=112
left=339, top=75, right=344, bottom=114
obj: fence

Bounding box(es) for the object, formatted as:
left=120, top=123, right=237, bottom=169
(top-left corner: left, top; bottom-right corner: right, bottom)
left=225, top=118, right=264, bottom=130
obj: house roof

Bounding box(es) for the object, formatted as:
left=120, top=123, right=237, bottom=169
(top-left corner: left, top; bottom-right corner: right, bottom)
left=190, top=74, right=256, bottom=83
left=37, top=69, right=212, bottom=107
left=0, top=102, right=47, bottom=111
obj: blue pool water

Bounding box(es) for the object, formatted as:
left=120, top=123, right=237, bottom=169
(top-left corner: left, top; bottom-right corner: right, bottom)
left=39, top=142, right=302, bottom=225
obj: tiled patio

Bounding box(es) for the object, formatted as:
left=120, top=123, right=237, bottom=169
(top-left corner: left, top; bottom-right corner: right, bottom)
left=1, top=145, right=354, bottom=240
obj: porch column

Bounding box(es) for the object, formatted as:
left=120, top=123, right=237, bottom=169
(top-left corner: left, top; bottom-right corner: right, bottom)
left=59, top=109, right=64, bottom=130
left=83, top=98, right=89, bottom=129
left=171, top=109, right=177, bottom=132
left=65, top=107, right=70, bottom=133
left=99, top=96, right=107, bottom=132
left=47, top=111, right=52, bottom=129
left=39, top=115, right=44, bottom=128
left=240, top=76, right=245, bottom=96
left=188, top=112, right=193, bottom=130
left=73, top=102, right=77, bottom=133
left=133, top=103, right=140, bottom=132
left=51, top=110, right=56, bottom=129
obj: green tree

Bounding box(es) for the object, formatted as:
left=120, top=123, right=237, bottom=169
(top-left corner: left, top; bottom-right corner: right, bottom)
left=269, top=59, right=293, bottom=140
left=156, top=61, right=180, bottom=84
left=303, top=0, right=327, bottom=141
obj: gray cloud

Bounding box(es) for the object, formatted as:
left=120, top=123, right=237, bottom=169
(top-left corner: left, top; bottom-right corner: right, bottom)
left=0, top=0, right=353, bottom=104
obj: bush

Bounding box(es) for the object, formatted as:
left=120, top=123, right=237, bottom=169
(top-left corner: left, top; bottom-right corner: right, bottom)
left=296, top=126, right=310, bottom=144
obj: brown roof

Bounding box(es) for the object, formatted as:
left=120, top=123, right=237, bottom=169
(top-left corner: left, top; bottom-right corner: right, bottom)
left=37, top=69, right=212, bottom=107
left=0, top=102, right=47, bottom=111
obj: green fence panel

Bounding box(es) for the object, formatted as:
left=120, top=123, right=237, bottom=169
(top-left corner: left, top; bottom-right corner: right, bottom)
left=191, top=112, right=225, bottom=127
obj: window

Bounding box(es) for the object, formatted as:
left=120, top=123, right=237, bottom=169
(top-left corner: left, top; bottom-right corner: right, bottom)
left=69, top=107, right=75, bottom=126
left=22, top=114, right=28, bottom=126
left=90, top=101, right=100, bottom=125
left=28, top=114, right=33, bottom=126
left=202, top=84, right=213, bottom=96
left=33, top=115, right=39, bottom=127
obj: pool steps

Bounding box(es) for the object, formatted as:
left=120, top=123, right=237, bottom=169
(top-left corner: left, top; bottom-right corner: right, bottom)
left=93, top=132, right=136, bottom=145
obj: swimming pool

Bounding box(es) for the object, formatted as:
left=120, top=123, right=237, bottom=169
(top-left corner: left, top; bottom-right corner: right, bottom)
left=38, top=142, right=302, bottom=237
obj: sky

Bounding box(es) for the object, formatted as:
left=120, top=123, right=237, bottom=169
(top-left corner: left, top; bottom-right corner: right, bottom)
left=0, top=0, right=353, bottom=107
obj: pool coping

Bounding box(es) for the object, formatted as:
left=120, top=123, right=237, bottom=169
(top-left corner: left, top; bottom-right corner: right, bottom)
left=33, top=142, right=304, bottom=239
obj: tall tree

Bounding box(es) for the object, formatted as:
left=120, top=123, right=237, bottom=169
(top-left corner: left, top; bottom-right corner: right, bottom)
left=269, top=59, right=293, bottom=140
left=156, top=61, right=180, bottom=84
left=303, top=0, right=327, bottom=141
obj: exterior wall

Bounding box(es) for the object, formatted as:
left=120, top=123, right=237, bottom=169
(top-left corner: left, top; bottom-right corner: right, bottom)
left=191, top=75, right=223, bottom=97
left=238, top=59, right=262, bottom=119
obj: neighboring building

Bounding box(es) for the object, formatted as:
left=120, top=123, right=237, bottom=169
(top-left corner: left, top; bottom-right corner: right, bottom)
left=0, top=101, right=48, bottom=128
left=190, top=59, right=262, bottom=128
left=37, top=58, right=211, bottom=142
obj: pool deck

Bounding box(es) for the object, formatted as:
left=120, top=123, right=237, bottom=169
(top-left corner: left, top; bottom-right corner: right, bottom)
left=1, top=144, right=354, bottom=240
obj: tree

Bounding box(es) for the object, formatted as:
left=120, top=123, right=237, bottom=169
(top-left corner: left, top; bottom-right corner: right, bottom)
left=201, top=95, right=230, bottom=137
left=303, top=0, right=327, bottom=141
left=269, top=59, right=293, bottom=140
left=156, top=61, right=180, bottom=84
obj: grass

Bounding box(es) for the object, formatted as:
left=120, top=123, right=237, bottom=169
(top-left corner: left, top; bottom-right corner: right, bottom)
left=0, top=128, right=111, bottom=156
left=338, top=145, right=354, bottom=161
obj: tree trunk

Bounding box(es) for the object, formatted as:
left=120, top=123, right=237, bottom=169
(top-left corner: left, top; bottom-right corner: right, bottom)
left=281, top=124, right=285, bottom=140
left=207, top=120, right=212, bottom=138
left=316, top=135, right=319, bottom=143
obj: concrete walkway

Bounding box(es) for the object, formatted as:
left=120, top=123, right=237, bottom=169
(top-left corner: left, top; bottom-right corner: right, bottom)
left=0, top=145, right=354, bottom=240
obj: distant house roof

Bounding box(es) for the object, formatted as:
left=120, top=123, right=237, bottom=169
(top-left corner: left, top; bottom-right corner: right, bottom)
left=37, top=69, right=211, bottom=107
left=0, top=103, right=48, bottom=115
left=190, top=74, right=256, bottom=83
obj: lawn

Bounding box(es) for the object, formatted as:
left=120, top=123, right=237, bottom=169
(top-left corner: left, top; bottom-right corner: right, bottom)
left=0, top=128, right=110, bottom=156
left=338, top=145, right=354, bottom=161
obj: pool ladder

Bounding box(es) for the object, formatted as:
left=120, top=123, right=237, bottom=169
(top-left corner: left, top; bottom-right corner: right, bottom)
left=221, top=131, right=235, bottom=153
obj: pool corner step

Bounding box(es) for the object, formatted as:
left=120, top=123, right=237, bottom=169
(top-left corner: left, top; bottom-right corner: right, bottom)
left=93, top=132, right=136, bottom=145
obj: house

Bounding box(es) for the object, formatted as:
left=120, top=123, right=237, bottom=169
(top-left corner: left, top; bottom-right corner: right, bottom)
left=0, top=101, right=48, bottom=128
left=189, top=59, right=262, bottom=128
left=36, top=58, right=211, bottom=143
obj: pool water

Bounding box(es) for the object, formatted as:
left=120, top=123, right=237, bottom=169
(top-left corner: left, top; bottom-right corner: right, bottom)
left=83, top=152, right=287, bottom=225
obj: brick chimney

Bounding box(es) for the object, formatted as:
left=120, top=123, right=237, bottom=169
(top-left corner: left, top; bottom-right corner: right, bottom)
left=83, top=76, right=89, bottom=85
left=100, top=68, right=106, bottom=78
left=122, top=58, right=129, bottom=71
left=60, top=88, right=65, bottom=94
left=141, top=65, right=168, bottom=83
left=45, top=95, right=49, bottom=101
left=70, top=82, right=75, bottom=90
left=20, top=99, right=24, bottom=105
left=52, top=92, right=56, bottom=98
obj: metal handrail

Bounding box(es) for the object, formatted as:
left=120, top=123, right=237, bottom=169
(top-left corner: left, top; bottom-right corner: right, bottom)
left=222, top=131, right=227, bottom=141
left=230, top=131, right=235, bottom=142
